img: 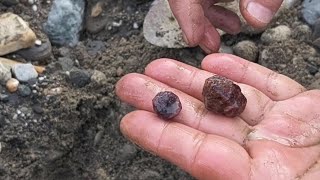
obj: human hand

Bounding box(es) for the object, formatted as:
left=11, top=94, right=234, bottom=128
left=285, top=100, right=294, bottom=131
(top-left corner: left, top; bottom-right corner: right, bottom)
left=168, top=0, right=284, bottom=53
left=116, top=54, right=320, bottom=180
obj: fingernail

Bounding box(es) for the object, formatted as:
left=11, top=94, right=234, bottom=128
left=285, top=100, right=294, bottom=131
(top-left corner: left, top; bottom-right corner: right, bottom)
left=246, top=2, right=274, bottom=24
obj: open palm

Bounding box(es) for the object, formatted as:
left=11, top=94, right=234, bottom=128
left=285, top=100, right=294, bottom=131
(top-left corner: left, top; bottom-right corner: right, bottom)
left=116, top=54, right=320, bottom=180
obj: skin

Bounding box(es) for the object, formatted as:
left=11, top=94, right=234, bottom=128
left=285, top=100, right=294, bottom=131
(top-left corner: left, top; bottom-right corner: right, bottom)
left=168, top=0, right=284, bottom=53
left=116, top=54, right=320, bottom=180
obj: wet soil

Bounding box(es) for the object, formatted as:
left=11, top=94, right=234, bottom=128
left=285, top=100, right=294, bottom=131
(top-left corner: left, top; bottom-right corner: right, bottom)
left=0, top=0, right=319, bottom=179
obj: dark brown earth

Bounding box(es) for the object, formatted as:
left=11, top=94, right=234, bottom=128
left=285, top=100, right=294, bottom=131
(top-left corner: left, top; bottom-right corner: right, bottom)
left=0, top=0, right=319, bottom=179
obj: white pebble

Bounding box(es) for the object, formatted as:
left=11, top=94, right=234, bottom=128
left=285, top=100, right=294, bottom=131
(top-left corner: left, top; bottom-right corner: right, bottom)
left=32, top=90, right=37, bottom=94
left=38, top=77, right=45, bottom=81
left=28, top=0, right=34, bottom=5
left=17, top=110, right=21, bottom=114
left=112, top=20, right=122, bottom=27
left=35, top=39, right=42, bottom=46
left=133, top=22, right=139, bottom=29
left=32, top=5, right=38, bottom=12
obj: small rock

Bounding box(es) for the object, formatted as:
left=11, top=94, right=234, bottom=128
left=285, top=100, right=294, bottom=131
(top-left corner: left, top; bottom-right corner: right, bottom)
left=57, top=57, right=74, bottom=71
left=261, top=25, right=292, bottom=44
left=91, top=70, right=107, bottom=85
left=32, top=4, right=37, bottom=11
left=233, top=40, right=258, bottom=62
left=43, top=0, right=85, bottom=46
left=1, top=0, right=19, bottom=6
left=0, top=94, right=9, bottom=102
left=118, top=144, right=137, bottom=162
left=28, top=0, right=34, bottom=5
left=12, top=64, right=38, bottom=82
left=116, top=67, right=124, bottom=77
left=68, top=69, right=91, bottom=88
left=133, top=22, right=139, bottom=29
left=307, top=64, right=319, bottom=75
left=6, top=78, right=19, bottom=93
left=302, top=0, right=320, bottom=25
left=292, top=24, right=312, bottom=41
left=16, top=39, right=52, bottom=62
left=18, top=84, right=32, bottom=97
left=32, top=104, right=44, bottom=114
left=0, top=13, right=37, bottom=56
left=0, top=63, right=11, bottom=85
left=219, top=43, right=233, bottom=54
left=90, top=1, right=103, bottom=17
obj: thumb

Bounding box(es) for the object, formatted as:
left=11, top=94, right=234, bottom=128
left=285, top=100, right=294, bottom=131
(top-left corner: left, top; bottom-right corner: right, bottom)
left=240, top=0, right=284, bottom=28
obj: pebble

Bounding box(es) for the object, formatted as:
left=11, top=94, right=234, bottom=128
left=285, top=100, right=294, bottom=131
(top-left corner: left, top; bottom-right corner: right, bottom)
left=261, top=25, right=292, bottom=44
left=133, top=22, right=139, bottom=29
left=0, top=63, right=11, bottom=85
left=90, top=1, right=103, bottom=17
left=219, top=43, right=233, bottom=54
left=32, top=4, right=38, bottom=11
left=28, top=0, right=34, bottom=5
left=43, top=0, right=85, bottom=46
left=12, top=64, right=38, bottom=82
left=18, top=84, right=32, bottom=97
left=0, top=94, right=9, bottom=102
left=292, top=24, right=312, bottom=41
left=0, top=13, right=37, bottom=56
left=233, top=40, right=258, bottom=62
left=6, top=78, right=19, bottom=93
left=32, top=104, right=44, bottom=114
left=91, top=70, right=107, bottom=86
left=68, top=69, right=91, bottom=88
left=1, top=0, right=19, bottom=6
left=302, top=0, right=320, bottom=25
left=118, top=144, right=137, bottom=161
left=16, top=39, right=52, bottom=62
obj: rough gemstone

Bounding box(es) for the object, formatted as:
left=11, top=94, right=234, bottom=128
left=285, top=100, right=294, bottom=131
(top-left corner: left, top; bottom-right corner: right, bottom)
left=202, top=75, right=247, bottom=118
left=152, top=91, right=182, bottom=120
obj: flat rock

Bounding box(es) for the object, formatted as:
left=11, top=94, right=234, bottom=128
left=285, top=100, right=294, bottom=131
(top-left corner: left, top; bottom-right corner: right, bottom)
left=12, top=64, right=38, bottom=82
left=16, top=38, right=52, bottom=62
left=0, top=63, right=11, bottom=85
left=0, top=13, right=37, bottom=56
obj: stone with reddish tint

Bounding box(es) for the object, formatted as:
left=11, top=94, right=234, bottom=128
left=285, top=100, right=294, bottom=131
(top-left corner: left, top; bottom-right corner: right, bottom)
left=152, top=91, right=182, bottom=120
left=202, top=75, right=247, bottom=118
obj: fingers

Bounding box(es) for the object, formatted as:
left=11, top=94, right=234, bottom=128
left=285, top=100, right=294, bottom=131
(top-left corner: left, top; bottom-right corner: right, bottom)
left=201, top=53, right=306, bottom=101
left=116, top=73, right=250, bottom=143
left=168, top=0, right=206, bottom=47
left=199, top=18, right=221, bottom=53
left=203, top=4, right=241, bottom=35
left=120, top=110, right=251, bottom=180
left=240, top=0, right=284, bottom=28
left=145, top=58, right=273, bottom=126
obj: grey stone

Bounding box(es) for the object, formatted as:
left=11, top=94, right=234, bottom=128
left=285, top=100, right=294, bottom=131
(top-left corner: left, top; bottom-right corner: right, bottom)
left=302, top=0, right=320, bottom=25
left=32, top=104, right=44, bottom=114
left=68, top=69, right=91, bottom=88
left=16, top=39, right=52, bottom=62
left=43, top=0, right=85, bottom=46
left=91, top=70, right=107, bottom=86
left=57, top=57, right=74, bottom=71
left=18, top=84, right=31, bottom=97
left=1, top=0, right=19, bottom=6
left=0, top=63, right=11, bottom=85
left=118, top=144, right=137, bottom=162
left=261, top=25, right=292, bottom=44
left=233, top=40, right=258, bottom=62
left=12, top=64, right=38, bottom=82
left=0, top=94, right=9, bottom=103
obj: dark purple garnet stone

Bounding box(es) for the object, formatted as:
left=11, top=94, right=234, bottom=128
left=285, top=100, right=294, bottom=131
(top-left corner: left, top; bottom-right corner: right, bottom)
left=152, top=91, right=182, bottom=120
left=202, top=75, right=247, bottom=118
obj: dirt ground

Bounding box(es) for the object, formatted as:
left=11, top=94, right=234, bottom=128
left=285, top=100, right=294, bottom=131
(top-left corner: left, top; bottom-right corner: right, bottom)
left=0, top=0, right=319, bottom=179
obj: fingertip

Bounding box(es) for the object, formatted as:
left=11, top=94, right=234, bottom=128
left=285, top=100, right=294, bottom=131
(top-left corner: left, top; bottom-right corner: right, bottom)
left=240, top=0, right=283, bottom=28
